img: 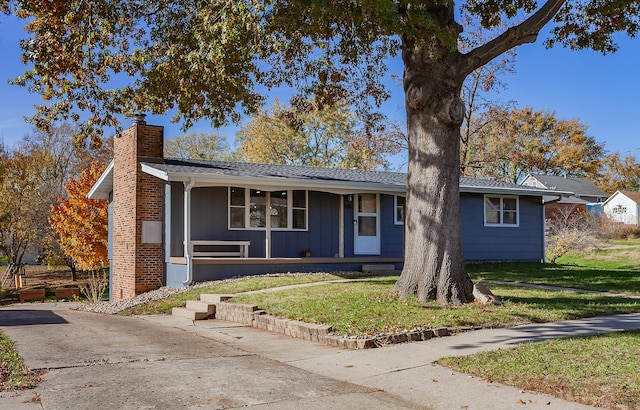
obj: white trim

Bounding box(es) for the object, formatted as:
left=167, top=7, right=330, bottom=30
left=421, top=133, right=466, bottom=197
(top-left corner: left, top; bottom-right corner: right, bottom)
left=265, top=192, right=271, bottom=258
left=339, top=195, right=344, bottom=258
left=483, top=195, right=520, bottom=227
left=87, top=160, right=114, bottom=200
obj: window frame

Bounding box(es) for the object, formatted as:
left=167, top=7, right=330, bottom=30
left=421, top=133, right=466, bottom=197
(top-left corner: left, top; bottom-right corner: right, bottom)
left=394, top=195, right=405, bottom=225
left=612, top=205, right=627, bottom=215
left=483, top=195, right=520, bottom=227
left=228, top=187, right=308, bottom=231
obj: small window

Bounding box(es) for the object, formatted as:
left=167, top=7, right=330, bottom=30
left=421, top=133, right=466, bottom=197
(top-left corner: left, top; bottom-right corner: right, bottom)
left=612, top=205, right=627, bottom=214
left=484, top=195, right=519, bottom=227
left=395, top=196, right=405, bottom=225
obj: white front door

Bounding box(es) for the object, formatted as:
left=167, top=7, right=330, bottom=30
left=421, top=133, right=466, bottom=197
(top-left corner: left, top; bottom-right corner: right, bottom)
left=354, top=193, right=380, bottom=255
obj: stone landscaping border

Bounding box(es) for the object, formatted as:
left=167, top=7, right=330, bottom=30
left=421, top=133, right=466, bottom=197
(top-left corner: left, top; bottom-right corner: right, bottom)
left=215, top=299, right=479, bottom=349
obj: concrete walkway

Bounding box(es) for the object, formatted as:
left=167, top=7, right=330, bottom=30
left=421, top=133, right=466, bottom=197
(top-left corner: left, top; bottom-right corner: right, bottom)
left=2, top=299, right=639, bottom=409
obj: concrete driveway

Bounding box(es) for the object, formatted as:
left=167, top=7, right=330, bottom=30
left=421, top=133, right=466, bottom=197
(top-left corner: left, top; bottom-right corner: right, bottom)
left=0, top=303, right=418, bottom=409
left=1, top=301, right=617, bottom=409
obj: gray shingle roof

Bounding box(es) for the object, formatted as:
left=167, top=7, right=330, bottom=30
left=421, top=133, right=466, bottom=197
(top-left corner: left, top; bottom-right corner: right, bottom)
left=143, top=158, right=558, bottom=195
left=527, top=174, right=608, bottom=197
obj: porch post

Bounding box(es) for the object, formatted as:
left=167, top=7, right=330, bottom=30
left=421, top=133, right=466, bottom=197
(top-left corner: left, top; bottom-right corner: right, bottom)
left=265, top=192, right=271, bottom=259
left=339, top=195, right=344, bottom=258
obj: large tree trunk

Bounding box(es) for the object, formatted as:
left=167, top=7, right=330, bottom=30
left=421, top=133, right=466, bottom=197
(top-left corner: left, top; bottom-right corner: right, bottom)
left=394, top=28, right=474, bottom=305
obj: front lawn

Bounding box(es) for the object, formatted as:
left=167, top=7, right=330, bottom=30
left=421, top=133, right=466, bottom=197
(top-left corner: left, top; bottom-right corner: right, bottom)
left=468, top=254, right=640, bottom=295
left=438, top=330, right=640, bottom=409
left=231, top=278, right=640, bottom=336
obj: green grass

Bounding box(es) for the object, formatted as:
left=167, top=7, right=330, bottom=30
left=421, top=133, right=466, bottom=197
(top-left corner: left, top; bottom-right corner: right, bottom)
left=468, top=259, right=640, bottom=295
left=121, top=273, right=347, bottom=315
left=231, top=279, right=640, bottom=336
left=0, top=330, right=40, bottom=390
left=438, top=330, right=640, bottom=409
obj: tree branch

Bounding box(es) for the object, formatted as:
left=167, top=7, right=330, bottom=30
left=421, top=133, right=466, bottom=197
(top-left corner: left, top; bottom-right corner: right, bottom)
left=460, top=0, right=566, bottom=77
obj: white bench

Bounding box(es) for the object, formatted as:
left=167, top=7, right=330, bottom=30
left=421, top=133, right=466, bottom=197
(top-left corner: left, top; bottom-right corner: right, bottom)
left=189, top=240, right=250, bottom=258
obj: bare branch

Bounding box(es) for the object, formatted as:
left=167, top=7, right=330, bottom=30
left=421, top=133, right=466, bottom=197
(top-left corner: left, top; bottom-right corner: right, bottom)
left=460, top=0, right=566, bottom=77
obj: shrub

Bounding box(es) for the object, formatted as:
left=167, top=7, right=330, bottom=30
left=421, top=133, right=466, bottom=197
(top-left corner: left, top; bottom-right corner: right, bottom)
left=594, top=215, right=640, bottom=240
left=546, top=205, right=598, bottom=263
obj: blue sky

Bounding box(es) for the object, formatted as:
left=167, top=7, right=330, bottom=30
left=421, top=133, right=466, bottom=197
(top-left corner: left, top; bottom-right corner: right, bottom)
left=1, top=13, right=639, bottom=162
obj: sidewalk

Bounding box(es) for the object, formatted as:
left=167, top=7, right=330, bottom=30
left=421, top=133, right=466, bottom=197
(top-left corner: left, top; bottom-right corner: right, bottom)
left=138, top=311, right=640, bottom=409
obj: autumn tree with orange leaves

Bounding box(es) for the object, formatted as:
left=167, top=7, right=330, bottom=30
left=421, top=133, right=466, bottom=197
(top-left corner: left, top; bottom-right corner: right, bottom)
left=50, top=162, right=108, bottom=276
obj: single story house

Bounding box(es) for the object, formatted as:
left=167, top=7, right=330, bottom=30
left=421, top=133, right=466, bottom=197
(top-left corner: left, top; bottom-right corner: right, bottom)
left=89, top=119, right=570, bottom=301
left=520, top=174, right=609, bottom=219
left=602, top=190, right=640, bottom=225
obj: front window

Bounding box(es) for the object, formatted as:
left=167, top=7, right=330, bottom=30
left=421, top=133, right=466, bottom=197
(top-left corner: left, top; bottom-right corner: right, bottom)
left=229, top=187, right=307, bottom=230
left=270, top=190, right=288, bottom=228
left=484, top=195, right=519, bottom=226
left=249, top=189, right=267, bottom=228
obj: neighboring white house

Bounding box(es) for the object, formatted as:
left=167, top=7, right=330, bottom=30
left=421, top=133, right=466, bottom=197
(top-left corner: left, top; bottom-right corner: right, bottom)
left=602, top=190, right=640, bottom=225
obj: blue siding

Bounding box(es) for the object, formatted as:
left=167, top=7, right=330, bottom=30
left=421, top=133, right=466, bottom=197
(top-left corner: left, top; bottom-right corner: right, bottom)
left=380, top=194, right=404, bottom=257
left=460, top=193, right=544, bottom=261
left=166, top=263, right=188, bottom=288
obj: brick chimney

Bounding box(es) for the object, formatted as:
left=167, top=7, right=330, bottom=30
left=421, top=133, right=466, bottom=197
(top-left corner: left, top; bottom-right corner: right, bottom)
left=111, top=115, right=164, bottom=300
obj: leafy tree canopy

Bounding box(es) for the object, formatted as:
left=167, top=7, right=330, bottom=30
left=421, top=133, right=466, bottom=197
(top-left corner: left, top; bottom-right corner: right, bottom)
left=467, top=106, right=605, bottom=183
left=236, top=99, right=404, bottom=170
left=2, top=0, right=638, bottom=143
left=49, top=162, right=109, bottom=272
left=165, top=131, right=235, bottom=161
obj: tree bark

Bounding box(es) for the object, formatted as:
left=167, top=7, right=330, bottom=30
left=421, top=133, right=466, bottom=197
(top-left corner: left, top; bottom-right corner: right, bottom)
left=394, top=33, right=474, bottom=305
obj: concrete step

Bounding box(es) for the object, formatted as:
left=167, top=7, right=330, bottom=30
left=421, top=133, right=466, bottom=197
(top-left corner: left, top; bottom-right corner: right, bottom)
left=171, top=307, right=213, bottom=320
left=200, top=294, right=234, bottom=304
left=186, top=300, right=216, bottom=316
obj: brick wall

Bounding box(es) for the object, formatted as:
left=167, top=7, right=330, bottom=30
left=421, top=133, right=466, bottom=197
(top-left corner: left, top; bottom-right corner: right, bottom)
left=112, top=123, right=164, bottom=300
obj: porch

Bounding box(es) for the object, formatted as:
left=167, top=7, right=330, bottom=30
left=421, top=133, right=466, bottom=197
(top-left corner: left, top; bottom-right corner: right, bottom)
left=165, top=256, right=403, bottom=287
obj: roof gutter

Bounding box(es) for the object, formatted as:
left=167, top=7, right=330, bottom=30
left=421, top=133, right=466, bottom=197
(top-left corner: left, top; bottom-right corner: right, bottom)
left=140, top=164, right=571, bottom=198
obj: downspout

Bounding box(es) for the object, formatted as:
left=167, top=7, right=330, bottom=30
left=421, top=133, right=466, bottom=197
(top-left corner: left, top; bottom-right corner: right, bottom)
left=183, top=177, right=196, bottom=286
left=542, top=196, right=548, bottom=263
left=265, top=192, right=271, bottom=259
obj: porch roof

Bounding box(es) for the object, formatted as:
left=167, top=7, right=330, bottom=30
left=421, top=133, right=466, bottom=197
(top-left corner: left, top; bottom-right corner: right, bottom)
left=88, top=158, right=572, bottom=199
